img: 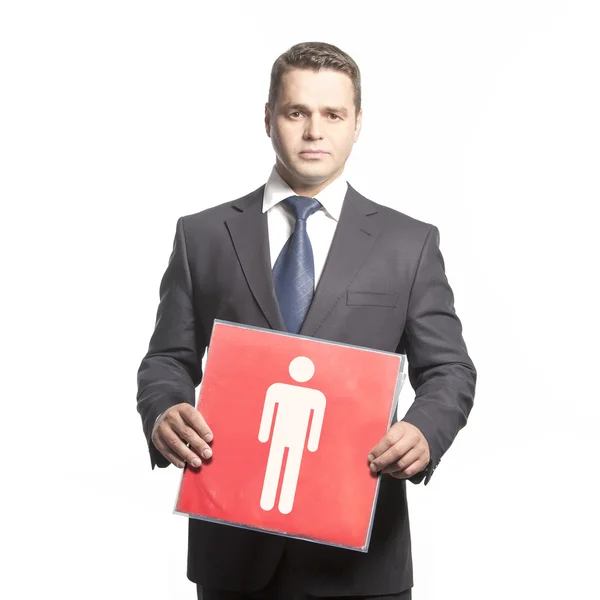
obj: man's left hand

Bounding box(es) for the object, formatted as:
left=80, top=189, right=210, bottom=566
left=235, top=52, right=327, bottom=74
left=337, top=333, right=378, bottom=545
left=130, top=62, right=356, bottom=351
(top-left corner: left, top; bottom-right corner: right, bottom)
left=368, top=421, right=431, bottom=479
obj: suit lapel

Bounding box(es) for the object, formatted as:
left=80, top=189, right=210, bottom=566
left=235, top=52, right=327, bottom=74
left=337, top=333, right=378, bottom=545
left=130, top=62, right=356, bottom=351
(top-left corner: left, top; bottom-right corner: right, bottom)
left=225, top=183, right=381, bottom=337
left=300, top=184, right=382, bottom=338
left=225, top=187, right=286, bottom=331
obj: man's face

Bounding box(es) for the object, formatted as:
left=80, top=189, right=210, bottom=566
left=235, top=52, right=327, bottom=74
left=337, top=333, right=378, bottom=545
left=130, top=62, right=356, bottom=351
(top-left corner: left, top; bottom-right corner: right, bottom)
left=265, top=68, right=362, bottom=193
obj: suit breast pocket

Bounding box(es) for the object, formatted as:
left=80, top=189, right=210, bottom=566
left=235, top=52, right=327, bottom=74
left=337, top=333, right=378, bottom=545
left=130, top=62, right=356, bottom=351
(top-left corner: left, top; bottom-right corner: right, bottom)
left=346, top=291, right=399, bottom=308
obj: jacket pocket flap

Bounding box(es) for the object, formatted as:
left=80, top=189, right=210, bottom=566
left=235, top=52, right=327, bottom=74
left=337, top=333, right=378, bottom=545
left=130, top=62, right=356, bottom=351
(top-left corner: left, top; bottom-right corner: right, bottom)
left=346, top=291, right=398, bottom=307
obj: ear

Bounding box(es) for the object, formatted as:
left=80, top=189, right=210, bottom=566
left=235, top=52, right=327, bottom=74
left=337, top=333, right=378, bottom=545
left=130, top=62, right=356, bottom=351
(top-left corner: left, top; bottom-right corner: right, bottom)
left=264, top=103, right=272, bottom=138
left=353, top=108, right=363, bottom=143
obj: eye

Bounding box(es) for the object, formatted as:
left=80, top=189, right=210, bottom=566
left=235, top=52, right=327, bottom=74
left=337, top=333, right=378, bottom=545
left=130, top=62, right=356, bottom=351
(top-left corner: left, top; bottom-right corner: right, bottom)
left=290, top=111, right=302, bottom=118
left=328, top=113, right=341, bottom=120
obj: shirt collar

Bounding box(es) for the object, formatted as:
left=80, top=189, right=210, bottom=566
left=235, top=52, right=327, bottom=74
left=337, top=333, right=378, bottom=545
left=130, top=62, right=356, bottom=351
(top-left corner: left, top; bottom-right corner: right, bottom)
left=262, top=165, right=348, bottom=221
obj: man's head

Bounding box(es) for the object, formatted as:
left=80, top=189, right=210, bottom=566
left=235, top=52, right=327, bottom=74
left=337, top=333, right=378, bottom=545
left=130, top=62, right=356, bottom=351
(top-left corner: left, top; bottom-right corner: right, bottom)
left=265, top=42, right=363, bottom=196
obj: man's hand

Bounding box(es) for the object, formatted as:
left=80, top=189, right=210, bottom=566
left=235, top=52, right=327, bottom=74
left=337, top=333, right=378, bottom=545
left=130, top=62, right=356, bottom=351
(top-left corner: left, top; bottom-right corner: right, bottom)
left=368, top=421, right=430, bottom=479
left=151, top=403, right=213, bottom=469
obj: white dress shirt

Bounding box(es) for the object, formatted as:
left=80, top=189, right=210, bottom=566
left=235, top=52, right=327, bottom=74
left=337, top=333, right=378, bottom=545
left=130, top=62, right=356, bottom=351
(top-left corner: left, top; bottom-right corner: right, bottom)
left=262, top=165, right=348, bottom=289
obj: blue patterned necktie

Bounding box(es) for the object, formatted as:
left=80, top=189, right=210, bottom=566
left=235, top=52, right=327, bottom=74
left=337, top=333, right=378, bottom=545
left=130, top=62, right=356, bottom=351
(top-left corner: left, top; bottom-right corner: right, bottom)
left=272, top=195, right=322, bottom=334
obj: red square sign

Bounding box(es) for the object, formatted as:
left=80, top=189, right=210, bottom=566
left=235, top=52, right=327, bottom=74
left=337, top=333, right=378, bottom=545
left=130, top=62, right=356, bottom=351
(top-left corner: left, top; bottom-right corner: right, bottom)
left=175, top=320, right=406, bottom=551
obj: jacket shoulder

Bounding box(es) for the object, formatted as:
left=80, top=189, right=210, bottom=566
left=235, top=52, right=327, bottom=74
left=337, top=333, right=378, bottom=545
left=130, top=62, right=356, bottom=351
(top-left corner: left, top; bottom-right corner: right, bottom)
left=375, top=200, right=434, bottom=232
left=348, top=184, right=435, bottom=234
left=179, top=184, right=265, bottom=227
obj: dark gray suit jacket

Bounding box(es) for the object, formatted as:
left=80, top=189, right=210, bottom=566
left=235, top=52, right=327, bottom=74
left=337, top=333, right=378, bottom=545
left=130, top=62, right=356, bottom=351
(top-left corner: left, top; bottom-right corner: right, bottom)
left=136, top=183, right=476, bottom=595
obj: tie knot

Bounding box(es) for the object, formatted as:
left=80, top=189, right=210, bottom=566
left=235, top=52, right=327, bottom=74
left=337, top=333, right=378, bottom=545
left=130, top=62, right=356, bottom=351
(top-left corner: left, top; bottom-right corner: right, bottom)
left=283, top=195, right=322, bottom=221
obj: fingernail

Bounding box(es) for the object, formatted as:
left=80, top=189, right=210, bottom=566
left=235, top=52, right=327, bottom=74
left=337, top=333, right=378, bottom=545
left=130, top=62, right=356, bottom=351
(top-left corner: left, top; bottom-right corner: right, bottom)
left=367, top=454, right=375, bottom=462
left=191, top=458, right=201, bottom=467
left=204, top=433, right=213, bottom=443
left=202, top=449, right=212, bottom=459
left=369, top=463, right=377, bottom=472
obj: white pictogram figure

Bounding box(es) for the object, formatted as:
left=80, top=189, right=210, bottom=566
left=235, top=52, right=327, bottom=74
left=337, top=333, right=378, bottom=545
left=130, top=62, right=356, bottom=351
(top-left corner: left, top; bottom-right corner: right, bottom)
left=258, top=356, right=326, bottom=514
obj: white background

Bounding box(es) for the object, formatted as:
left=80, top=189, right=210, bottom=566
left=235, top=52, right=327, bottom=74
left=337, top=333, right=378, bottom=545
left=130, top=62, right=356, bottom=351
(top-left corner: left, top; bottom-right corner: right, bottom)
left=1, top=1, right=598, bottom=598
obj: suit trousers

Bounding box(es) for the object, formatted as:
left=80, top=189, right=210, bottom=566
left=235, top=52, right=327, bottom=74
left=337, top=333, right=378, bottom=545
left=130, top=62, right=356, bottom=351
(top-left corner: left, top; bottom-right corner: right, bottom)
left=197, top=548, right=412, bottom=600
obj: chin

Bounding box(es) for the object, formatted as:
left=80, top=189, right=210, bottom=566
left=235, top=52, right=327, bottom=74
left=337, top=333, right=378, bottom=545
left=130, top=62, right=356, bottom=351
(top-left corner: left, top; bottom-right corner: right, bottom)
left=297, top=171, right=332, bottom=184
left=293, top=163, right=332, bottom=179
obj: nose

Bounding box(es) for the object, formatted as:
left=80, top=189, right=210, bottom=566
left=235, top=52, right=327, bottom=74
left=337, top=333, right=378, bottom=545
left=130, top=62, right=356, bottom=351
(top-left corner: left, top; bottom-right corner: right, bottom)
left=304, top=116, right=324, bottom=140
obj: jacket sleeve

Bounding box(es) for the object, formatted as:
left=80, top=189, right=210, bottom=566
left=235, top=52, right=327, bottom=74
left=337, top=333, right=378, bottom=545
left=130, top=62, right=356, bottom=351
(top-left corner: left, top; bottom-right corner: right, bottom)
left=136, top=216, right=206, bottom=469
left=399, top=225, right=477, bottom=486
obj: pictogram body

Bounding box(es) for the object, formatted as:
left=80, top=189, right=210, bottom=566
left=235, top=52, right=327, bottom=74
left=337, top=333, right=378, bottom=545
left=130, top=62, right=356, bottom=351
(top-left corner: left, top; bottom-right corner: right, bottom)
left=258, top=357, right=326, bottom=514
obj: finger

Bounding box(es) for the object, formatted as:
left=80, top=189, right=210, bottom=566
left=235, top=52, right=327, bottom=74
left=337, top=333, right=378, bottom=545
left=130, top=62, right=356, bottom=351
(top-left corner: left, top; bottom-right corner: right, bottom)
left=382, top=447, right=424, bottom=474
left=180, top=404, right=214, bottom=443
left=369, top=437, right=413, bottom=473
left=161, top=405, right=212, bottom=460
left=152, top=435, right=186, bottom=468
left=172, top=415, right=213, bottom=460
left=367, top=427, right=407, bottom=464
left=388, top=456, right=429, bottom=479
left=157, top=424, right=203, bottom=467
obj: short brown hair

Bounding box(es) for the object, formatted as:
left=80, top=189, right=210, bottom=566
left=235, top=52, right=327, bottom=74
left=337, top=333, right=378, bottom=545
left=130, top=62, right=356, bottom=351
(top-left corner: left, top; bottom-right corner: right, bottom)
left=268, top=42, right=361, bottom=116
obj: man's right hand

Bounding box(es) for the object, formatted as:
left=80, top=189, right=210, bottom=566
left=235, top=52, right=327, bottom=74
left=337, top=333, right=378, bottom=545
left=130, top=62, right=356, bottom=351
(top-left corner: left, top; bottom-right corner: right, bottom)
left=151, top=403, right=213, bottom=468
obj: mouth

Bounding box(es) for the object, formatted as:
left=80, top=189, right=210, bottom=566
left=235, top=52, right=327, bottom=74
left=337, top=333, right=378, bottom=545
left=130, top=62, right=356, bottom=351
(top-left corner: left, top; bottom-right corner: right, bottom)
left=299, top=150, right=329, bottom=159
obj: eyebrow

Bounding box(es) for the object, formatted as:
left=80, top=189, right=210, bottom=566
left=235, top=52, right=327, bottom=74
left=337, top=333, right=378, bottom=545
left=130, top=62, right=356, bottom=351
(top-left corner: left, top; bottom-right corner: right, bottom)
left=284, top=103, right=349, bottom=117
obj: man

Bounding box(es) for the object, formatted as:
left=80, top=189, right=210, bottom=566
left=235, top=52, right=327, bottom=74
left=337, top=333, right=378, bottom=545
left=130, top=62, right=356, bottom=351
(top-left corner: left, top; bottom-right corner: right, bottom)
left=137, top=41, right=476, bottom=599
